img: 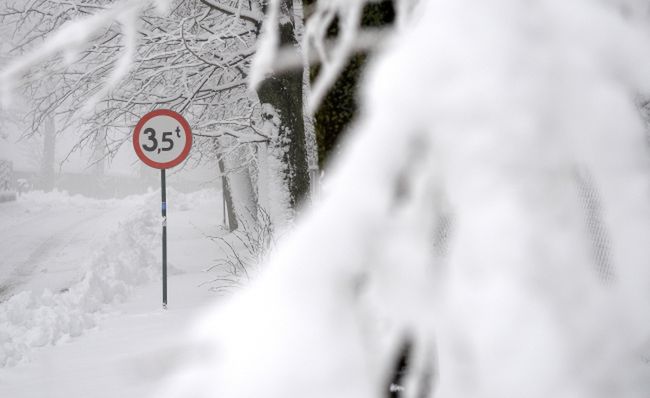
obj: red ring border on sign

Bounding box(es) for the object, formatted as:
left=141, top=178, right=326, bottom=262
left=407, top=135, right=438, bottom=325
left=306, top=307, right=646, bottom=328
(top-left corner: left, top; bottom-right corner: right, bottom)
left=133, top=109, right=192, bottom=169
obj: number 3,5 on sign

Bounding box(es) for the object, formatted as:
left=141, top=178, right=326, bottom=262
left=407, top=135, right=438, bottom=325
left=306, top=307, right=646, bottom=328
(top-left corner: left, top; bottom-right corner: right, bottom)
left=133, top=109, right=192, bottom=169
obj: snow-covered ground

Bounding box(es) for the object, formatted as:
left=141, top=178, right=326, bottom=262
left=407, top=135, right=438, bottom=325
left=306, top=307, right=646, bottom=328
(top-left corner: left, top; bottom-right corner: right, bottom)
left=0, top=188, right=225, bottom=397
left=0, top=191, right=137, bottom=297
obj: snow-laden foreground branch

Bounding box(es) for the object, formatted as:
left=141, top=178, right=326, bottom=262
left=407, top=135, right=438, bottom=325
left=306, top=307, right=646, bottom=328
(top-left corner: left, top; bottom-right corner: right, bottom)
left=160, top=1, right=650, bottom=397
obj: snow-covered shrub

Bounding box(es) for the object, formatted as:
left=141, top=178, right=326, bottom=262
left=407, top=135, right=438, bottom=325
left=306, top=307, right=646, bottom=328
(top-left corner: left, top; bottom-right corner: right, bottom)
left=204, top=207, right=275, bottom=291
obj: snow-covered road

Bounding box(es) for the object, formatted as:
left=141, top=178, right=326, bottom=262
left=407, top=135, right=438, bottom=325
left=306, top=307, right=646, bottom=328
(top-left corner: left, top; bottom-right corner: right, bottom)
left=0, top=195, right=132, bottom=299
left=0, top=188, right=225, bottom=387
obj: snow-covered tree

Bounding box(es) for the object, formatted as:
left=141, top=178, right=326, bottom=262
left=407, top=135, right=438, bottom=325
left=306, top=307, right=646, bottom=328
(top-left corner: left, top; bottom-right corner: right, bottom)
left=0, top=0, right=316, bottom=230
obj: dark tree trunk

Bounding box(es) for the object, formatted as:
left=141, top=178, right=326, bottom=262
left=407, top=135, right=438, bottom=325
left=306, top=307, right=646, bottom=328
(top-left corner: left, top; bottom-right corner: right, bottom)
left=310, top=0, right=395, bottom=169
left=256, top=0, right=310, bottom=213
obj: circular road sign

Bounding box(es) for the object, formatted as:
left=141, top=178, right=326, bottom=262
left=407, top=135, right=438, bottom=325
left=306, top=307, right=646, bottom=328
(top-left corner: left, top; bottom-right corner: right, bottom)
left=133, top=109, right=192, bottom=169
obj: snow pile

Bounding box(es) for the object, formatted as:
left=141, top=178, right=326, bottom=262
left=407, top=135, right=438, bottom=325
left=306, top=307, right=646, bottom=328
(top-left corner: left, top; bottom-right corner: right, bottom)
left=0, top=193, right=160, bottom=367
left=162, top=1, right=650, bottom=398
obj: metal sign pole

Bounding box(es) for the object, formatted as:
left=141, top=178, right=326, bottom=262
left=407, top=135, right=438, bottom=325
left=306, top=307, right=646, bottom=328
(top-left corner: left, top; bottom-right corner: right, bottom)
left=161, top=168, right=168, bottom=309
left=133, top=109, right=191, bottom=311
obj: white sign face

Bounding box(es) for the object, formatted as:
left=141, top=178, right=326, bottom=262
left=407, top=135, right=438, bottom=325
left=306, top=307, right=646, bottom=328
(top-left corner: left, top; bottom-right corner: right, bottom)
left=133, top=110, right=192, bottom=169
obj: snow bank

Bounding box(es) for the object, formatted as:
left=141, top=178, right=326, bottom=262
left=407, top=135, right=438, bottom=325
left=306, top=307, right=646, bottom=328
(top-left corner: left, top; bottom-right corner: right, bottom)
left=0, top=192, right=160, bottom=367
left=162, top=1, right=650, bottom=398
left=17, top=189, right=119, bottom=208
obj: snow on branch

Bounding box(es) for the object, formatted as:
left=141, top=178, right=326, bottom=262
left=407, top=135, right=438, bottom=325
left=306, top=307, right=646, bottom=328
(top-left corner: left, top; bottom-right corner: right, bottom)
left=0, top=0, right=170, bottom=109
left=0, top=0, right=261, bottom=163
left=302, top=0, right=365, bottom=111
left=250, top=0, right=420, bottom=112
left=248, top=0, right=280, bottom=89
left=199, top=0, right=263, bottom=26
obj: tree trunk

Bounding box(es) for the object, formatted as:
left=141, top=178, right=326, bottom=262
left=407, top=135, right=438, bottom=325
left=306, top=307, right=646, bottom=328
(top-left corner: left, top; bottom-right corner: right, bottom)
left=92, top=128, right=106, bottom=177
left=218, top=137, right=258, bottom=231
left=41, top=116, right=56, bottom=192
left=218, top=157, right=238, bottom=232
left=293, top=0, right=320, bottom=200
left=256, top=0, right=310, bottom=225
